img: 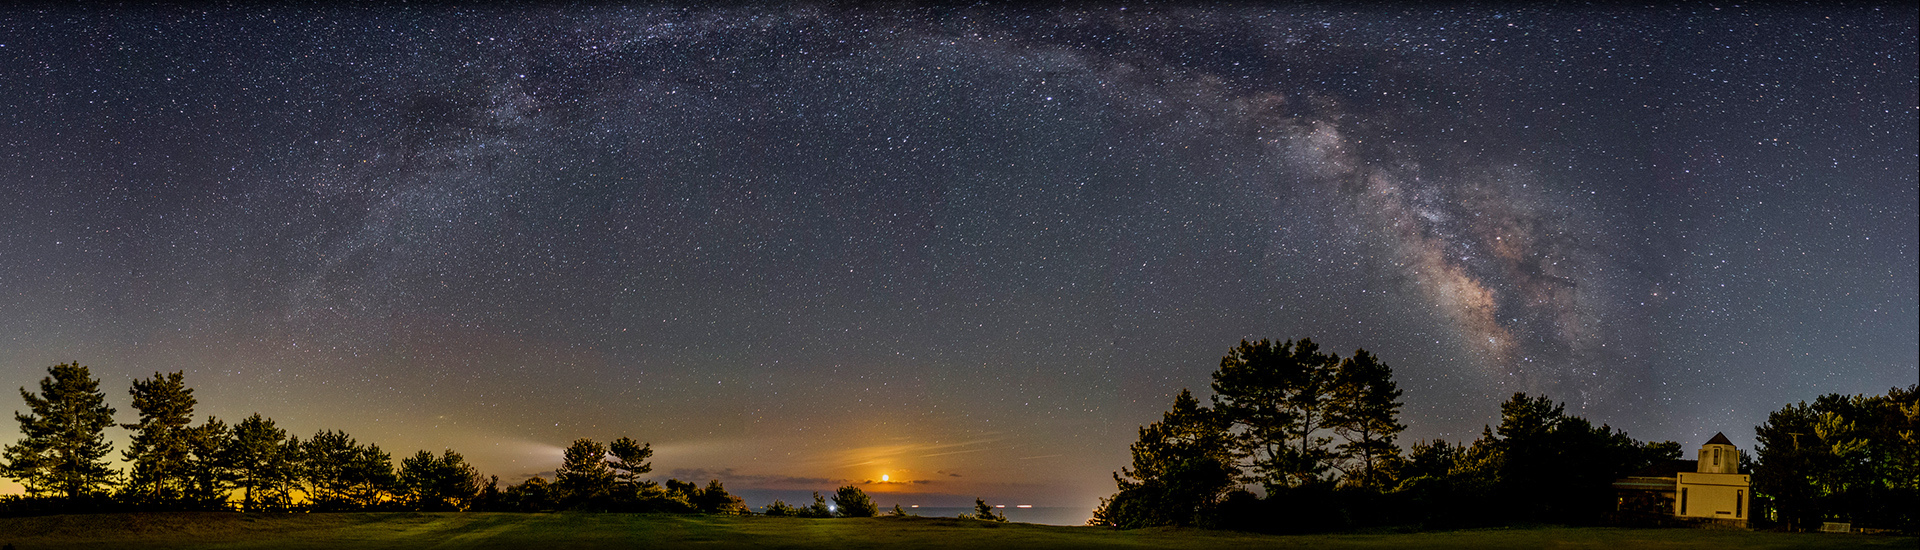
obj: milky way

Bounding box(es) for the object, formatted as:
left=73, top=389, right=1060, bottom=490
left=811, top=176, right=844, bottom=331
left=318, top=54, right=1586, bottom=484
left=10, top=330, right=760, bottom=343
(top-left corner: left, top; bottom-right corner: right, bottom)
left=2, top=5, right=1913, bottom=514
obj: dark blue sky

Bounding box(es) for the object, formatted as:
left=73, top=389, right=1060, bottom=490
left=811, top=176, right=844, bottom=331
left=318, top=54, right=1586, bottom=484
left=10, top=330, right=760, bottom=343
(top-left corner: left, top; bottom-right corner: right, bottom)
left=2, top=4, right=1914, bottom=510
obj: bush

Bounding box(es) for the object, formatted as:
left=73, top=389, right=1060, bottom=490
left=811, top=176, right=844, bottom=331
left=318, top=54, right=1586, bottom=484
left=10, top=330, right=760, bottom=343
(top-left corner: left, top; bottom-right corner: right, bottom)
left=960, top=497, right=1005, bottom=522
left=832, top=486, right=878, bottom=517
left=799, top=492, right=833, bottom=518
left=762, top=499, right=797, bottom=517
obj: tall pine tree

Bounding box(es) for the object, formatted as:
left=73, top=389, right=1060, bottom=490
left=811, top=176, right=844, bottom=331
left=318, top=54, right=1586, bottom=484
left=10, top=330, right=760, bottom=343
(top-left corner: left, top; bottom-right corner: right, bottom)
left=122, top=371, right=200, bottom=505
left=302, top=430, right=359, bottom=509
left=1210, top=338, right=1341, bottom=489
left=226, top=413, right=298, bottom=511
left=2, top=362, right=119, bottom=499
left=1329, top=350, right=1405, bottom=489
left=181, top=416, right=231, bottom=509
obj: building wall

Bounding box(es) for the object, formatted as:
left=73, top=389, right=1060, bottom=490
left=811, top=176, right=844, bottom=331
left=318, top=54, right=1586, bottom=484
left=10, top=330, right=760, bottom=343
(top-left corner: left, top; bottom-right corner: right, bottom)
left=1695, top=444, right=1739, bottom=474
left=1676, top=472, right=1749, bottom=520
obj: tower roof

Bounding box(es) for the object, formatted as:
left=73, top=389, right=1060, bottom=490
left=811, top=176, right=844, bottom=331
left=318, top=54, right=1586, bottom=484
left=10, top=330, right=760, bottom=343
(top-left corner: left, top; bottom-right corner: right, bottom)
left=1705, top=432, right=1733, bottom=446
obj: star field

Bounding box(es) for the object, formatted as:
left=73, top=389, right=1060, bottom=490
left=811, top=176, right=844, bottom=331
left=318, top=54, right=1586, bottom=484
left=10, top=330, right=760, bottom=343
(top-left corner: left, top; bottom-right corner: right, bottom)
left=1, top=4, right=1914, bottom=512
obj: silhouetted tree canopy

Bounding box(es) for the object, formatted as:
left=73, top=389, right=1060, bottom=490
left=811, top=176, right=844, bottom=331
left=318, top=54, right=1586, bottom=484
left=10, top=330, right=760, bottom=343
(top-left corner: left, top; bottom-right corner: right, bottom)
left=801, top=492, right=833, bottom=518
left=608, top=437, right=653, bottom=493
left=1211, top=339, right=1342, bottom=489
left=224, top=413, right=298, bottom=512
left=962, top=497, right=1006, bottom=522
left=832, top=485, right=877, bottom=517
left=399, top=449, right=483, bottom=511
left=1093, top=388, right=1235, bottom=528
left=2, top=363, right=118, bottom=500
left=121, top=371, right=200, bottom=506
left=1752, top=385, right=1918, bottom=531
left=556, top=438, right=615, bottom=506
left=1098, top=340, right=1708, bottom=533
left=1329, top=350, right=1405, bottom=490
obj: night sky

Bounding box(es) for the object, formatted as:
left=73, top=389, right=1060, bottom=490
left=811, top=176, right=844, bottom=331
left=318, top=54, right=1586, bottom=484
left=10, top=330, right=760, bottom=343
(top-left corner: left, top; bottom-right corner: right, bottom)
left=2, top=4, right=1914, bottom=512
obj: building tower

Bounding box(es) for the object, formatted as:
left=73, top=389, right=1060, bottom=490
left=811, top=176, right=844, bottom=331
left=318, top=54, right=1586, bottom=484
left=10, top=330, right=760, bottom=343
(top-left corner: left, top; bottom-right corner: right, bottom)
left=1696, top=432, right=1739, bottom=474
left=1675, top=432, right=1750, bottom=525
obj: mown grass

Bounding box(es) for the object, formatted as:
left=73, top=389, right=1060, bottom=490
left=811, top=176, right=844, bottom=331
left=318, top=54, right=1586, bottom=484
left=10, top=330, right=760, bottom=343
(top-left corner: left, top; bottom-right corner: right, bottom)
left=0, top=512, right=1911, bottom=549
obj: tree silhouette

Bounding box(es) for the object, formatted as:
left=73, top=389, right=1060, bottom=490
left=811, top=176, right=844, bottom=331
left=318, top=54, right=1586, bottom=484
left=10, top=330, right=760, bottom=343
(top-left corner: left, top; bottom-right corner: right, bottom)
left=801, top=491, right=833, bottom=518
left=1753, top=386, right=1920, bottom=531
left=608, top=436, right=653, bottom=494
left=398, top=449, right=482, bottom=511
left=555, top=438, right=614, bottom=505
left=302, top=430, right=358, bottom=509
left=963, top=497, right=1006, bottom=522
left=298, top=430, right=395, bottom=510
left=1, top=362, right=119, bottom=499
left=503, top=475, right=555, bottom=511
left=179, top=416, right=230, bottom=509
left=1095, top=388, right=1235, bottom=528
left=341, top=443, right=397, bottom=508
left=832, top=485, right=877, bottom=517
left=1211, top=339, right=1341, bottom=489
left=1329, top=350, right=1405, bottom=490
left=225, top=413, right=297, bottom=511
left=762, top=498, right=799, bottom=517
left=694, top=479, right=748, bottom=515
left=121, top=371, right=200, bottom=506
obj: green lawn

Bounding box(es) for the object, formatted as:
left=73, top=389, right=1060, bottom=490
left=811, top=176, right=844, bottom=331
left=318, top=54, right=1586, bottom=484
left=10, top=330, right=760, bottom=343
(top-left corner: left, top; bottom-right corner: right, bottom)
left=0, top=512, right=1910, bottom=549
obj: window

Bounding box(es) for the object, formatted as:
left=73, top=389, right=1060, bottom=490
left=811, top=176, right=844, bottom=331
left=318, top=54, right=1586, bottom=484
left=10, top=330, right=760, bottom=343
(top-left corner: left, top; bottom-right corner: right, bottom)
left=1680, top=488, right=1688, bottom=515
left=1736, top=490, right=1743, bottom=518
left=1713, top=448, right=1721, bottom=467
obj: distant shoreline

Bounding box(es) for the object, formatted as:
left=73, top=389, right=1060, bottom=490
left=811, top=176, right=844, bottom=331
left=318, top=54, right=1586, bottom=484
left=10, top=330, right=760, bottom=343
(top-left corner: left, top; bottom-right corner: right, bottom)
left=893, top=506, right=1089, bottom=526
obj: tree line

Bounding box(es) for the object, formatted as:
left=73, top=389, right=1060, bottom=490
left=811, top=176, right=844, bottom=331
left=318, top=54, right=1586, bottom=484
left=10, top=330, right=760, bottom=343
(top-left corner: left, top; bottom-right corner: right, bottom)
left=1095, top=338, right=1918, bottom=534
left=0, top=362, right=761, bottom=515
left=1, top=362, right=1032, bottom=521
left=1752, top=386, right=1918, bottom=531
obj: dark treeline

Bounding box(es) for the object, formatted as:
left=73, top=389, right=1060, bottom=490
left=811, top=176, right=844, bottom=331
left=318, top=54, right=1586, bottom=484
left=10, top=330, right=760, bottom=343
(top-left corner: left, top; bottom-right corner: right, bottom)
left=1094, top=338, right=1919, bottom=534
left=1751, top=386, right=1919, bottom=531
left=0, top=362, right=767, bottom=516
left=0, top=361, right=1020, bottom=522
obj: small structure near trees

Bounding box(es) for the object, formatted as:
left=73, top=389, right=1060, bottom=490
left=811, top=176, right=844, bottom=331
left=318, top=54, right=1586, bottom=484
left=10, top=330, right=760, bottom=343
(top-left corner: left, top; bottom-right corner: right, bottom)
left=1611, top=432, right=1751, bottom=528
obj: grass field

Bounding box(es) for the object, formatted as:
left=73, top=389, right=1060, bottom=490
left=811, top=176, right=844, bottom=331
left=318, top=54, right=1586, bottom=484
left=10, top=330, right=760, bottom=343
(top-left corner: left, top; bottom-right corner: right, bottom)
left=0, top=512, right=1911, bottom=549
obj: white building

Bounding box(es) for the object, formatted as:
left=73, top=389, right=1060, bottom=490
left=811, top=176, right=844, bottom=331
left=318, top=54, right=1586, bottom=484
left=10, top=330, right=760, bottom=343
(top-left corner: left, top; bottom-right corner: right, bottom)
left=1612, top=432, right=1752, bottom=527
left=1675, top=432, right=1750, bottom=522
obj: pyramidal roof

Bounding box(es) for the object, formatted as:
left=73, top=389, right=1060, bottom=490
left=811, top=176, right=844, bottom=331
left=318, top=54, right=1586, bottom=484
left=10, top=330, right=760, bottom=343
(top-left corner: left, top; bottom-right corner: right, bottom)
left=1705, top=432, right=1733, bottom=446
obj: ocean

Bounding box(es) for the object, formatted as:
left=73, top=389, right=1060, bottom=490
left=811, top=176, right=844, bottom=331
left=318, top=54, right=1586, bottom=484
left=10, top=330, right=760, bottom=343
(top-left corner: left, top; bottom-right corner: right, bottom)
left=891, top=506, right=1091, bottom=526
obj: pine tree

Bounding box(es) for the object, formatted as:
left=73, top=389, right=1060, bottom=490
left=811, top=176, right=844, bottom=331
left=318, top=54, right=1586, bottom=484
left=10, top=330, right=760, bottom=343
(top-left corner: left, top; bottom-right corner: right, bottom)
left=964, top=497, right=1006, bottom=522
left=342, top=443, right=396, bottom=508
left=1328, top=349, right=1405, bottom=489
left=802, top=491, right=833, bottom=518
left=181, top=416, right=231, bottom=509
left=1, top=362, right=119, bottom=499
left=555, top=438, right=614, bottom=505
left=1094, top=388, right=1236, bottom=528
left=302, top=430, right=362, bottom=509
left=121, top=371, right=200, bottom=505
left=696, top=479, right=748, bottom=515
left=1210, top=338, right=1341, bottom=489
left=399, top=449, right=482, bottom=511
left=226, top=413, right=297, bottom=511
left=608, top=436, right=653, bottom=493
